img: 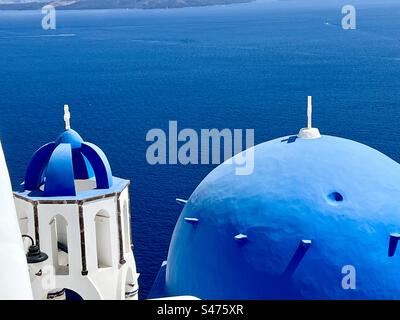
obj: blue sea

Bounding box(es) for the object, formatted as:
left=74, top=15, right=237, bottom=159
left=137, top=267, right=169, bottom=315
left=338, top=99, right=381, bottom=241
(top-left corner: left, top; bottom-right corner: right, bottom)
left=1, top=0, right=400, bottom=298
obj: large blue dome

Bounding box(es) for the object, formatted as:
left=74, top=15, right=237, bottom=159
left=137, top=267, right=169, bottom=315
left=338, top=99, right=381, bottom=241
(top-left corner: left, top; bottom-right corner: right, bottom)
left=24, top=128, right=113, bottom=197
left=165, top=135, right=400, bottom=299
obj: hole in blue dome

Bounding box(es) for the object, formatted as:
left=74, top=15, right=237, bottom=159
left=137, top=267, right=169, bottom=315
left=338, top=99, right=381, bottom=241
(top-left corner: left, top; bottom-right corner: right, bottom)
left=327, top=192, right=344, bottom=204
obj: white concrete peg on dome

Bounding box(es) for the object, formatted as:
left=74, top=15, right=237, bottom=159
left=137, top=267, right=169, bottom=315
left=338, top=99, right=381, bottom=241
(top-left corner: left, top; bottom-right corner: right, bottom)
left=64, top=104, right=71, bottom=130
left=176, top=198, right=188, bottom=206
left=298, top=96, right=321, bottom=139
left=234, top=234, right=248, bottom=241
left=184, top=217, right=199, bottom=224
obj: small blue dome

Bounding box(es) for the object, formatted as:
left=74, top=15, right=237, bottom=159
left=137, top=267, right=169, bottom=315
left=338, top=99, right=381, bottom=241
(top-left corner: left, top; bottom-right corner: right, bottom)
left=55, top=129, right=83, bottom=149
left=24, top=129, right=113, bottom=197
left=165, top=135, right=400, bottom=299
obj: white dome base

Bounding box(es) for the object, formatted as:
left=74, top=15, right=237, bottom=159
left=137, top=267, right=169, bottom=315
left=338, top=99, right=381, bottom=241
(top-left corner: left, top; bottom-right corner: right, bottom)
left=298, top=127, right=321, bottom=139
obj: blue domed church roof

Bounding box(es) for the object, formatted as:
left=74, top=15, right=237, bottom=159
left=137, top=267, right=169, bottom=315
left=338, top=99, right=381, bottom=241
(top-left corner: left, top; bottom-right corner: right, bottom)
left=159, top=99, right=400, bottom=300
left=24, top=108, right=112, bottom=197
left=164, top=134, right=400, bottom=299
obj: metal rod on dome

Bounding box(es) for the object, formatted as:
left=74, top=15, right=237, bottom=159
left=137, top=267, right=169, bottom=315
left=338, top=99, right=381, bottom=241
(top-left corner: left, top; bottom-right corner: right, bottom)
left=64, top=104, right=71, bottom=130
left=297, top=96, right=321, bottom=139
left=307, top=96, right=312, bottom=129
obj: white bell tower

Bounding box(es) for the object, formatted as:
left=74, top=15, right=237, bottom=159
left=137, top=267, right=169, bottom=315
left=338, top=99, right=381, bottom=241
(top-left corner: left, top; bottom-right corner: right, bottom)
left=14, top=106, right=139, bottom=300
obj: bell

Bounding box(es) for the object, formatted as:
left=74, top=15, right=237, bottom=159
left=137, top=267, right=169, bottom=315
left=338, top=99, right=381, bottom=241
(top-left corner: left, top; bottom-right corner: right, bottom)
left=22, top=235, right=48, bottom=264
left=26, top=244, right=48, bottom=264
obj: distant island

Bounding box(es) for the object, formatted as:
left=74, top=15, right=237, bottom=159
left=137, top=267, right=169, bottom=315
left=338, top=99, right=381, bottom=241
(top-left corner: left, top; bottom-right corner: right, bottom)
left=0, top=0, right=255, bottom=10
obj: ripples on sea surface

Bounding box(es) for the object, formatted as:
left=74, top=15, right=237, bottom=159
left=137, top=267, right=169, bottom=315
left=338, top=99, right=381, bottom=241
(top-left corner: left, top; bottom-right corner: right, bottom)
left=0, top=0, right=400, bottom=297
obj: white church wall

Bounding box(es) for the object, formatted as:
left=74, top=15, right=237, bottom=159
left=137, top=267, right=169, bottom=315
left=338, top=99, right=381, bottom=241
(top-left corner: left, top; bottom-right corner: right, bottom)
left=14, top=199, right=35, bottom=250
left=0, top=142, right=32, bottom=300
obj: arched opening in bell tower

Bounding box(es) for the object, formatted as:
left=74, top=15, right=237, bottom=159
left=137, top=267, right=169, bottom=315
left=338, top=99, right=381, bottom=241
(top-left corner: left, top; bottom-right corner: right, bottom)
left=95, top=210, right=112, bottom=268
left=49, top=214, right=69, bottom=275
